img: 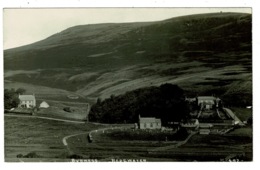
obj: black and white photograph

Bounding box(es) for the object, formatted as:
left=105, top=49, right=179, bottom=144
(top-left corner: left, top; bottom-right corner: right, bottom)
left=3, top=7, right=253, bottom=162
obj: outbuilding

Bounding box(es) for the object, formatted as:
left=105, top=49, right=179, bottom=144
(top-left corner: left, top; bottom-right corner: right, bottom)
left=39, top=101, right=50, bottom=108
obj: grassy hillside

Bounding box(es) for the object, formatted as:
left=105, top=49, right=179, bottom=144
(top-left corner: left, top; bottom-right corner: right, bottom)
left=4, top=12, right=252, bottom=105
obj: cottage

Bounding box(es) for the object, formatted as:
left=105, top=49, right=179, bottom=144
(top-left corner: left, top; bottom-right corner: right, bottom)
left=18, top=94, right=36, bottom=108
left=138, top=115, right=161, bottom=130
left=39, top=101, right=49, bottom=108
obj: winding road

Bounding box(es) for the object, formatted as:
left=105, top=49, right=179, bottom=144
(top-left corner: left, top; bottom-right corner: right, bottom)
left=62, top=126, right=125, bottom=156
left=5, top=113, right=124, bottom=157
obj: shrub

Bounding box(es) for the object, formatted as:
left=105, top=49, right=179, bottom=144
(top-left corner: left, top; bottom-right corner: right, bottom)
left=23, top=152, right=40, bottom=158
left=16, top=154, right=23, bottom=158
left=63, top=107, right=73, bottom=112
left=67, top=154, right=84, bottom=159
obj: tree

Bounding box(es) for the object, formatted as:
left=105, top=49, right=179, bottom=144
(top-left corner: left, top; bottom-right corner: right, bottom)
left=16, top=88, right=26, bottom=95
left=4, top=89, right=20, bottom=110
left=88, top=84, right=190, bottom=124
left=247, top=116, right=252, bottom=125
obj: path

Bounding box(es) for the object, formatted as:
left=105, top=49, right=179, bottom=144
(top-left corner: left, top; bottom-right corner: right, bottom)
left=4, top=114, right=85, bottom=124
left=62, top=126, right=124, bottom=155
left=37, top=98, right=88, bottom=105
left=223, top=108, right=244, bottom=126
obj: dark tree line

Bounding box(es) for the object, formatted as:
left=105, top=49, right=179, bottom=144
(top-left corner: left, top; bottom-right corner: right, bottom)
left=4, top=88, right=26, bottom=110
left=88, top=84, right=190, bottom=124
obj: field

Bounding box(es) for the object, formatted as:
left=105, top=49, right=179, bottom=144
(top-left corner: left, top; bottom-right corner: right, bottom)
left=229, top=107, right=252, bottom=122
left=65, top=128, right=180, bottom=161
left=35, top=100, right=89, bottom=120
left=4, top=115, right=106, bottom=162
left=61, top=126, right=252, bottom=162
left=4, top=113, right=253, bottom=162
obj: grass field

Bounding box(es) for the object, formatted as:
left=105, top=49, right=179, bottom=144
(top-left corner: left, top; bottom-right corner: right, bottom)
left=229, top=107, right=252, bottom=122
left=4, top=116, right=106, bottom=162
left=4, top=115, right=253, bottom=162
left=63, top=126, right=252, bottom=162
left=35, top=100, right=89, bottom=120
left=66, top=128, right=178, bottom=161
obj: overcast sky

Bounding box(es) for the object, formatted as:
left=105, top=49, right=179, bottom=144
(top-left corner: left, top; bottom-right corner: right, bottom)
left=3, top=8, right=251, bottom=49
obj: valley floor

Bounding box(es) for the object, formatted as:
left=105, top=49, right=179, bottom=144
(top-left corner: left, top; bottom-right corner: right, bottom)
left=4, top=114, right=252, bottom=162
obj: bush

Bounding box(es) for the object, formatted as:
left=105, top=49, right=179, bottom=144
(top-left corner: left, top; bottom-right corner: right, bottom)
left=23, top=152, right=41, bottom=158
left=67, top=154, right=84, bottom=159
left=63, top=107, right=73, bottom=112
left=16, top=154, right=23, bottom=158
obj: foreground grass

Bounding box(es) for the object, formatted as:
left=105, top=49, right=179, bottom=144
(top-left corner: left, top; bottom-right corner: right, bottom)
left=4, top=116, right=106, bottom=162
left=65, top=126, right=252, bottom=162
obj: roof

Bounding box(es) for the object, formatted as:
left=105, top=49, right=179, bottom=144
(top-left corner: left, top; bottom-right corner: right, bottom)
left=40, top=101, right=49, bottom=105
left=19, top=95, right=35, bottom=101
left=140, top=117, right=161, bottom=123
left=39, top=101, right=49, bottom=108
left=197, top=96, right=216, bottom=100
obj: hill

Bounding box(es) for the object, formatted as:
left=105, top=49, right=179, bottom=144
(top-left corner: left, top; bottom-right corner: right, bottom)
left=4, top=12, right=252, bottom=105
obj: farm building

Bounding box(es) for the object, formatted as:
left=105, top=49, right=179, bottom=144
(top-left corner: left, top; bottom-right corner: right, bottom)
left=18, top=94, right=36, bottom=108
left=39, top=101, right=50, bottom=108
left=197, top=96, right=216, bottom=107
left=197, top=96, right=222, bottom=110
left=138, top=115, right=161, bottom=130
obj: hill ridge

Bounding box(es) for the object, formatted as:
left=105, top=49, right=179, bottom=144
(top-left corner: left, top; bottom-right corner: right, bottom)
left=4, top=12, right=252, bottom=105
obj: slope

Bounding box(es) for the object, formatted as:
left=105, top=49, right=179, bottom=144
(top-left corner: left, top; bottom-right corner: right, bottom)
left=4, top=12, right=252, bottom=104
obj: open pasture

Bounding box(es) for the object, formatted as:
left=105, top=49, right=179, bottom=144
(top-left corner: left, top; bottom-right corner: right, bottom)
left=4, top=116, right=105, bottom=162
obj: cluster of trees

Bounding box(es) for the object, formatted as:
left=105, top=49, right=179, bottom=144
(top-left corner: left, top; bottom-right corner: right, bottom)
left=4, top=88, right=26, bottom=110
left=88, top=84, right=190, bottom=124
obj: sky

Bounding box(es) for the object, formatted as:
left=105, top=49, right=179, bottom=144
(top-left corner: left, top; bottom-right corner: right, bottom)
left=3, top=8, right=251, bottom=49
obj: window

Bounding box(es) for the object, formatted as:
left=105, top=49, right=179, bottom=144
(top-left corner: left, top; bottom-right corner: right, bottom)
left=150, top=123, right=153, bottom=128
left=144, top=123, right=146, bottom=128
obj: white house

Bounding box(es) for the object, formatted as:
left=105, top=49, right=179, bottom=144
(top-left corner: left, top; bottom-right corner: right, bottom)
left=18, top=94, right=36, bottom=108
left=139, top=115, right=161, bottom=130
left=39, top=101, right=49, bottom=108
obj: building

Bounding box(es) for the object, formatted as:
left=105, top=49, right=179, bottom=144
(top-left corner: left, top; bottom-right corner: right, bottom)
left=197, top=96, right=217, bottom=110
left=139, top=115, right=161, bottom=129
left=18, top=94, right=36, bottom=108
left=39, top=101, right=49, bottom=108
